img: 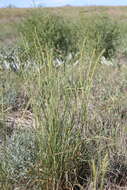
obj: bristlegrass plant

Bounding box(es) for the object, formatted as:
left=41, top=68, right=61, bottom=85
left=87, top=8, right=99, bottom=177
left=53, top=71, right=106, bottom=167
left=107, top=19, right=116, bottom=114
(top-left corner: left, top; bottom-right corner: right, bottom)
left=14, top=39, right=103, bottom=189
left=1, top=41, right=125, bottom=189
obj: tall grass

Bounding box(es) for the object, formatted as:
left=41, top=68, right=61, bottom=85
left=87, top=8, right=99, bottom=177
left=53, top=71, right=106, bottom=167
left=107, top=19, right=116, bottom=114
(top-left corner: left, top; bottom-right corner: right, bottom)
left=20, top=47, right=101, bottom=189
left=0, top=45, right=105, bottom=189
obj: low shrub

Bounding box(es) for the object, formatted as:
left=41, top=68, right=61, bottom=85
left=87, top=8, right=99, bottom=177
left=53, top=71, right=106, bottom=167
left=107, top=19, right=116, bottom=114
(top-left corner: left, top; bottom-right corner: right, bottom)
left=0, top=129, right=37, bottom=183
left=18, top=10, right=77, bottom=59
left=79, top=14, right=120, bottom=59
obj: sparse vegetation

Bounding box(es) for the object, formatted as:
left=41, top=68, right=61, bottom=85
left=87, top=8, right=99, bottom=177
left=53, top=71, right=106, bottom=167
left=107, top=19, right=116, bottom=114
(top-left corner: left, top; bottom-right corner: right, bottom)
left=0, top=6, right=127, bottom=190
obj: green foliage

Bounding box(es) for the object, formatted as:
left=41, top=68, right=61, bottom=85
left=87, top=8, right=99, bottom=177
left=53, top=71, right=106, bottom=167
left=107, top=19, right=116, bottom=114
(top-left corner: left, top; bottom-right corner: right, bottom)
left=18, top=10, right=77, bottom=59
left=18, top=12, right=121, bottom=60
left=80, top=14, right=120, bottom=58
